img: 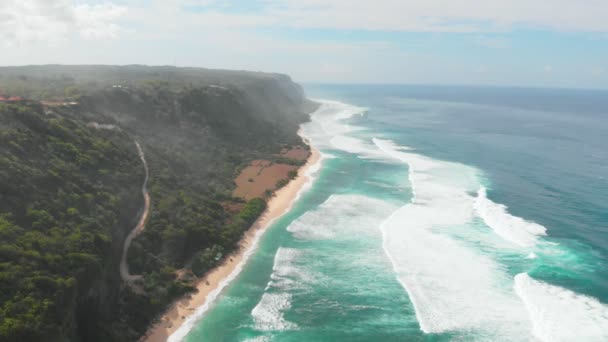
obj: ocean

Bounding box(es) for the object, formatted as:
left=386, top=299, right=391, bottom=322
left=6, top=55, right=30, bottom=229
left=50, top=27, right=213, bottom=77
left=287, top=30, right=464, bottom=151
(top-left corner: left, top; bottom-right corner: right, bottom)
left=175, top=85, right=608, bottom=341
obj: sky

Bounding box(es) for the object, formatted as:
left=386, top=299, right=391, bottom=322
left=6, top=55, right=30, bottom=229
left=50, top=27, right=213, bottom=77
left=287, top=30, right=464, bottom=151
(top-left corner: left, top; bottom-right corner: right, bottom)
left=1, top=0, right=608, bottom=89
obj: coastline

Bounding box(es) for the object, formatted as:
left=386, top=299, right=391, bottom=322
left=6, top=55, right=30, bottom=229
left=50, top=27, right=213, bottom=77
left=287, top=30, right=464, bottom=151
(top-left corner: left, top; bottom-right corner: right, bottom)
left=143, top=145, right=320, bottom=342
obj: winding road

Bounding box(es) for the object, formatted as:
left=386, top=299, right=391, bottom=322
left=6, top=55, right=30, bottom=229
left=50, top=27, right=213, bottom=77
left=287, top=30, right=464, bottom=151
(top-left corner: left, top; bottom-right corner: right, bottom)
left=120, top=141, right=151, bottom=286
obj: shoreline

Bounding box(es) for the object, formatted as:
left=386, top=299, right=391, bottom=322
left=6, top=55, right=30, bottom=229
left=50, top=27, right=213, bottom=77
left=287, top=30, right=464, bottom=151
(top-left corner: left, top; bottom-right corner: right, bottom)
left=142, top=145, right=320, bottom=342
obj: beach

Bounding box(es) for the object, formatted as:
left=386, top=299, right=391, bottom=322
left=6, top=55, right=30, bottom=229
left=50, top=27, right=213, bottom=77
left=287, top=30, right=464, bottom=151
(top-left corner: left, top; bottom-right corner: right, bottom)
left=143, top=146, right=320, bottom=342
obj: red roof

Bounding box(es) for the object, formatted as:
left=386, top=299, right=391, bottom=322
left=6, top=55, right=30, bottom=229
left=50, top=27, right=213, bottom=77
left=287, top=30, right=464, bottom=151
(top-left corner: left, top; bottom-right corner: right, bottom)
left=8, top=96, right=23, bottom=101
left=0, top=96, right=7, bottom=101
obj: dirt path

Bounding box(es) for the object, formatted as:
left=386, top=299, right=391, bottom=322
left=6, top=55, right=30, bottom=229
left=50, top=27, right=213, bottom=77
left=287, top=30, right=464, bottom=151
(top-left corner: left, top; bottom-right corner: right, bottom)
left=120, top=141, right=151, bottom=287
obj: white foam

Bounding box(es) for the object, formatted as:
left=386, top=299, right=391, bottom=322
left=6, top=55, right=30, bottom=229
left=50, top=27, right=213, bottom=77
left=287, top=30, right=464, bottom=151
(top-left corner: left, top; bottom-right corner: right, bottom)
left=310, top=99, right=368, bottom=121
left=251, top=292, right=297, bottom=331
left=373, top=138, right=533, bottom=338
left=243, top=336, right=270, bottom=342
left=266, top=247, right=313, bottom=292
left=253, top=248, right=307, bottom=332
left=301, top=100, right=368, bottom=150
left=475, top=187, right=547, bottom=247
left=287, top=194, right=395, bottom=241
left=526, top=252, right=538, bottom=259
left=255, top=194, right=398, bottom=334
left=514, top=273, right=608, bottom=342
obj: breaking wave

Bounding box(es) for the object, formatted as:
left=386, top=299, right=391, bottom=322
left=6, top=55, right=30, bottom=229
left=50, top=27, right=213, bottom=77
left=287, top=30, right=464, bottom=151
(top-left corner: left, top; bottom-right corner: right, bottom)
left=251, top=292, right=297, bottom=332
left=287, top=194, right=395, bottom=241
left=515, top=273, right=608, bottom=342
left=373, top=138, right=533, bottom=339
left=475, top=187, right=547, bottom=247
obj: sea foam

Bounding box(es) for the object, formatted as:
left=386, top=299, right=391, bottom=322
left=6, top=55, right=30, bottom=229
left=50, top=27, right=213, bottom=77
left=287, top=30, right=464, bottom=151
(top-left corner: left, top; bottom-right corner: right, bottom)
left=266, top=247, right=315, bottom=292
left=514, top=273, right=608, bottom=342
left=255, top=193, right=398, bottom=334
left=302, top=100, right=368, bottom=150
left=474, top=187, right=547, bottom=247
left=251, top=292, right=297, bottom=332
left=287, top=194, right=395, bottom=241
left=373, top=138, right=534, bottom=339
left=252, top=248, right=304, bottom=333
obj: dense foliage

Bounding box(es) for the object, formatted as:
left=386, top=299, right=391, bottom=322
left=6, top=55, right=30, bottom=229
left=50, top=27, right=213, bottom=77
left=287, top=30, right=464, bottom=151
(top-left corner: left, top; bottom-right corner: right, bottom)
left=0, top=103, right=142, bottom=341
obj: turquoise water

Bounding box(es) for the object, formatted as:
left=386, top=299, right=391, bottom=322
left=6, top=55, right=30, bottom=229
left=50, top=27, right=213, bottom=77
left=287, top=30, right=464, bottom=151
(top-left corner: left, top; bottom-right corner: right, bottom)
left=175, top=86, right=608, bottom=342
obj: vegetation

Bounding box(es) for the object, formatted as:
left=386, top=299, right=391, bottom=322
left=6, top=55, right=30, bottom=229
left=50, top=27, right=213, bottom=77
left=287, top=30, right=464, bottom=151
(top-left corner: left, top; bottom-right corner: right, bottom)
left=191, top=245, right=224, bottom=277
left=276, top=178, right=289, bottom=189
left=0, top=66, right=316, bottom=341
left=274, top=156, right=306, bottom=166
left=0, top=102, right=142, bottom=341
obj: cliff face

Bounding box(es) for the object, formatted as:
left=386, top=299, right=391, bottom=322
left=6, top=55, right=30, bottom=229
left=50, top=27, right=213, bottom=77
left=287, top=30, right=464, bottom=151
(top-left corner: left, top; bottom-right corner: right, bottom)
left=0, top=66, right=316, bottom=341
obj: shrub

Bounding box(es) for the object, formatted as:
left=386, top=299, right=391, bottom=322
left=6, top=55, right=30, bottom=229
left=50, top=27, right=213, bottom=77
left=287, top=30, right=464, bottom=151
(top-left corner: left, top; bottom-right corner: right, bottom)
left=276, top=179, right=289, bottom=189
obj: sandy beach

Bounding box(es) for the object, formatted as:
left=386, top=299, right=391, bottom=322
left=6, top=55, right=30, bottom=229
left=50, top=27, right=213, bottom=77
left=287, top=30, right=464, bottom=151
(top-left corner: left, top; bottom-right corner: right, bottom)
left=143, top=146, right=320, bottom=342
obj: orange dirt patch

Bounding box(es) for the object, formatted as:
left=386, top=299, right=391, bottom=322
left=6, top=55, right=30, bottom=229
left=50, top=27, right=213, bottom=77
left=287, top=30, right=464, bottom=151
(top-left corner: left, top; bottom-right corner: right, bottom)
left=233, top=162, right=298, bottom=201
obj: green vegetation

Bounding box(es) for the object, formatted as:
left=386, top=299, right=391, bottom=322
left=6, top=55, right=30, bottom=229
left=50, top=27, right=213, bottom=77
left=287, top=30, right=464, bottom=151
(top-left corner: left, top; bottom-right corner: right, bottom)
left=0, top=66, right=317, bottom=341
left=0, top=103, right=142, bottom=341
left=191, top=245, right=224, bottom=277
left=264, top=189, right=273, bottom=198
left=276, top=178, right=289, bottom=189
left=274, top=156, right=306, bottom=166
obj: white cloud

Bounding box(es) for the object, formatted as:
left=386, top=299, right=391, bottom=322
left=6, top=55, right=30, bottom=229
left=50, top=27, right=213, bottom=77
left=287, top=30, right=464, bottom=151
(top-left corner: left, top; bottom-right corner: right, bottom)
left=0, top=0, right=127, bottom=46
left=74, top=3, right=128, bottom=39
left=114, top=0, right=608, bottom=34
left=251, top=0, right=608, bottom=32
left=543, top=65, right=554, bottom=73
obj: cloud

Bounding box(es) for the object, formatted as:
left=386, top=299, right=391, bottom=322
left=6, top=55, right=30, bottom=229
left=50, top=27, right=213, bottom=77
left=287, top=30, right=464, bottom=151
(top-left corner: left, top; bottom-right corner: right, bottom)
left=74, top=3, right=128, bottom=39
left=543, top=65, right=554, bottom=73
left=98, top=0, right=608, bottom=36
left=168, top=0, right=608, bottom=32
left=264, top=0, right=608, bottom=32
left=0, top=0, right=127, bottom=46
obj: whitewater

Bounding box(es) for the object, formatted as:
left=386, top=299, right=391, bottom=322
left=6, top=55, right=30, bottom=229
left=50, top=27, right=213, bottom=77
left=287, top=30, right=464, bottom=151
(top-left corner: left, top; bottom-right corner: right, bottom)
left=180, top=96, right=608, bottom=342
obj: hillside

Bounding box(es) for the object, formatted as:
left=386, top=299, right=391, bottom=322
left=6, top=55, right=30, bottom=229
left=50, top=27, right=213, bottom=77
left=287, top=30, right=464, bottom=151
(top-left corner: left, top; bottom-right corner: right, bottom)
left=0, top=66, right=317, bottom=341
